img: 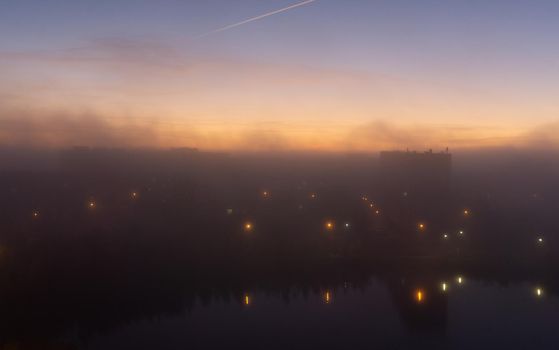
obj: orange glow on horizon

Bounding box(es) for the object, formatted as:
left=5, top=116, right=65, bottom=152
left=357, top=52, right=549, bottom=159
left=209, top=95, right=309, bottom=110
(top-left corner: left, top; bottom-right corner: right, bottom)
left=0, top=49, right=540, bottom=153
left=0, top=112, right=534, bottom=152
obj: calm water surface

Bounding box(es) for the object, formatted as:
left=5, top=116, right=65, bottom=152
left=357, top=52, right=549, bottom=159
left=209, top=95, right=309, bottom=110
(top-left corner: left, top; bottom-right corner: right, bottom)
left=81, top=277, right=559, bottom=350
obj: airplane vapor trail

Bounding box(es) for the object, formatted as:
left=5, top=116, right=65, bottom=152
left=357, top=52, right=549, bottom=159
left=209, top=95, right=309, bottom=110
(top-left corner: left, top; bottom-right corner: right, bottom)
left=198, top=0, right=316, bottom=38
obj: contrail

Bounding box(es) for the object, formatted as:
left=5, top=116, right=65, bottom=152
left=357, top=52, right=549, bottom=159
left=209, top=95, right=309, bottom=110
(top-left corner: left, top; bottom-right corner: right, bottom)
left=198, top=0, right=316, bottom=38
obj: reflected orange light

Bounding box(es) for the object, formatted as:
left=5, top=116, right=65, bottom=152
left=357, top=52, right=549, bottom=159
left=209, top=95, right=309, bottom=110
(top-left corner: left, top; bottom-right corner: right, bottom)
left=324, top=291, right=331, bottom=304
left=416, top=290, right=424, bottom=303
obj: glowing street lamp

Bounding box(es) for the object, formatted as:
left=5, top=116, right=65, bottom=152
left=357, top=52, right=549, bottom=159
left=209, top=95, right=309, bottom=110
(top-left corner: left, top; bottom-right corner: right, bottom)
left=244, top=222, right=253, bottom=232
left=32, top=211, right=40, bottom=218
left=418, top=223, right=426, bottom=231
left=244, top=294, right=251, bottom=306
left=456, top=276, right=464, bottom=285
left=441, top=282, right=448, bottom=292
left=535, top=287, right=544, bottom=298
left=325, top=221, right=335, bottom=231
left=131, top=191, right=139, bottom=199
left=463, top=209, right=470, bottom=216
left=88, top=201, right=96, bottom=209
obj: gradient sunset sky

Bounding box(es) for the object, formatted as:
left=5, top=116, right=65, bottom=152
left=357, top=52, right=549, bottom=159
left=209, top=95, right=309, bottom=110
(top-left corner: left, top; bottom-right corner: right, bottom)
left=1, top=0, right=558, bottom=151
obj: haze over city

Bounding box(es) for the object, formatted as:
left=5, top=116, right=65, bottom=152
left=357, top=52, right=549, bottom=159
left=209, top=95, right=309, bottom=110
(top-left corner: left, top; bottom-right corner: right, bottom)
left=2, top=2, right=559, bottom=350
left=2, top=0, right=559, bottom=151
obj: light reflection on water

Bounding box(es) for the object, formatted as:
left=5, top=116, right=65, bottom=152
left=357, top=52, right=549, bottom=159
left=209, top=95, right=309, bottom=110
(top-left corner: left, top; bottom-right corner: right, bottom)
left=83, top=278, right=559, bottom=350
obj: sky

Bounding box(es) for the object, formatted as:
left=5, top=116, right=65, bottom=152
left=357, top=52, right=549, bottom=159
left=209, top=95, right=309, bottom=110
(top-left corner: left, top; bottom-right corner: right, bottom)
left=1, top=0, right=558, bottom=152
